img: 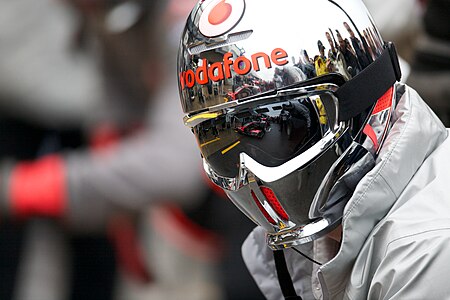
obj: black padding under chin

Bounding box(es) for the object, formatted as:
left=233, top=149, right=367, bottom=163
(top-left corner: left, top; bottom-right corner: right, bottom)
left=337, top=42, right=402, bottom=122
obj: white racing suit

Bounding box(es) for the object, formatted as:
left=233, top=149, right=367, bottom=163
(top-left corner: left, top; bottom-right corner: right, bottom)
left=242, top=84, right=450, bottom=299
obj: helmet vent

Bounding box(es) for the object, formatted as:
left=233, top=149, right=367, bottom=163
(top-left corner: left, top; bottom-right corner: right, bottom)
left=260, top=187, right=290, bottom=221
left=250, top=190, right=276, bottom=225
left=188, top=30, right=253, bottom=55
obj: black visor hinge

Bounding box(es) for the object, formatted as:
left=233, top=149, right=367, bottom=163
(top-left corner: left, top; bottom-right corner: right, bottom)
left=386, top=41, right=402, bottom=82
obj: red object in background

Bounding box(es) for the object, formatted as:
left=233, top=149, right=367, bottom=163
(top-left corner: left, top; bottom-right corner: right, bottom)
left=150, top=204, right=224, bottom=263
left=89, top=123, right=121, bottom=153
left=108, top=215, right=152, bottom=283
left=9, top=155, right=67, bottom=219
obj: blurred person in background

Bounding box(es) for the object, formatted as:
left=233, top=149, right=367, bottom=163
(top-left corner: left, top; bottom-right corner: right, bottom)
left=361, top=0, right=420, bottom=84
left=407, top=0, right=450, bottom=126
left=0, top=0, right=262, bottom=299
left=362, top=0, right=422, bottom=63
left=365, top=0, right=450, bottom=125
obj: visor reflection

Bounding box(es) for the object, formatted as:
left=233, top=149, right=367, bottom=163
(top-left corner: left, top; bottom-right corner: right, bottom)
left=194, top=95, right=330, bottom=178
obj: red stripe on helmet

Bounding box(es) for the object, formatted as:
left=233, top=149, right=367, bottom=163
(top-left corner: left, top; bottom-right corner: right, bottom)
left=251, top=190, right=276, bottom=225
left=260, top=186, right=290, bottom=221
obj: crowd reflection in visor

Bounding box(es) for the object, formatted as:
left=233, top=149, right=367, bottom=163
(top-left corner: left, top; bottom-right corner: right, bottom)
left=179, top=19, right=384, bottom=115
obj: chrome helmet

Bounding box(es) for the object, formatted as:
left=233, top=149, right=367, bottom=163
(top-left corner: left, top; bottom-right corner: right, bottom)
left=178, top=0, right=401, bottom=249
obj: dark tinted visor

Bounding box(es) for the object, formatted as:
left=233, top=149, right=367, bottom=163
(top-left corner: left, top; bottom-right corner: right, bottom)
left=192, top=93, right=338, bottom=178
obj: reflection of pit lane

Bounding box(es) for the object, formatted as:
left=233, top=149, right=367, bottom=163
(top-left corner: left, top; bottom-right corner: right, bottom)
left=200, top=137, right=221, bottom=148
left=199, top=129, right=241, bottom=157
left=221, top=141, right=241, bottom=154
left=205, top=123, right=304, bottom=176
left=240, top=123, right=300, bottom=159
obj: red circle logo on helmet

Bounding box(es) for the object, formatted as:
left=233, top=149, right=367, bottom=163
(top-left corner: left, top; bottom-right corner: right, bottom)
left=199, top=0, right=246, bottom=37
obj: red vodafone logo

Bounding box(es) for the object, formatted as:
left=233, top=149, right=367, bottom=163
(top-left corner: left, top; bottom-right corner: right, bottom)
left=179, top=48, right=289, bottom=90
left=199, top=0, right=245, bottom=37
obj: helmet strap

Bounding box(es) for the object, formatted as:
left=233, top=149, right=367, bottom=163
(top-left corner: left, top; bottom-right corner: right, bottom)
left=273, top=250, right=304, bottom=300
left=337, top=42, right=401, bottom=121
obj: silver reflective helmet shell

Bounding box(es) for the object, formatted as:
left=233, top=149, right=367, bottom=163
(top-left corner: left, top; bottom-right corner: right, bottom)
left=178, top=0, right=387, bottom=249
left=178, top=0, right=384, bottom=115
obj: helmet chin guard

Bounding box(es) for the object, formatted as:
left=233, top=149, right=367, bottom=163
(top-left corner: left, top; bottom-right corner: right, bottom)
left=179, top=0, right=400, bottom=247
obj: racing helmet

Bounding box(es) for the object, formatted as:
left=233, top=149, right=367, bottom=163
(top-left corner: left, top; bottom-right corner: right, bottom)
left=178, top=0, right=401, bottom=249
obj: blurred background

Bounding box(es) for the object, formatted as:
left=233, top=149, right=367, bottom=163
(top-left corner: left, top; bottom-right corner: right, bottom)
left=0, top=0, right=447, bottom=300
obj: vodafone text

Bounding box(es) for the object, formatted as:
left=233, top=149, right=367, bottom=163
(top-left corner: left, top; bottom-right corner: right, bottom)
left=179, top=48, right=289, bottom=90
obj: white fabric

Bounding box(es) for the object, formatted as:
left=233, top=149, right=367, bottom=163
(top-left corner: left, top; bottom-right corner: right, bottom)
left=242, top=85, right=450, bottom=299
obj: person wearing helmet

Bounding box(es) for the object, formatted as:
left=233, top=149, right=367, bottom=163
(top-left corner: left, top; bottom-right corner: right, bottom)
left=177, top=0, right=450, bottom=299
